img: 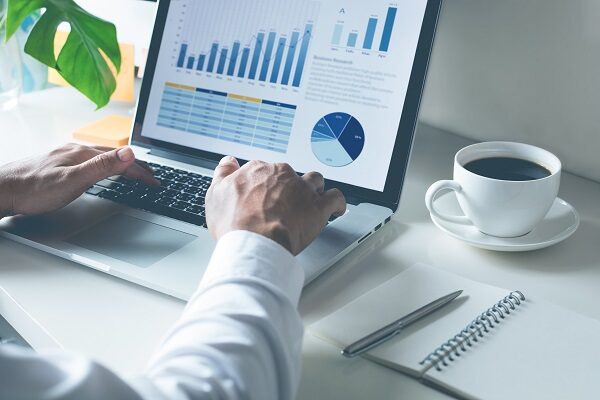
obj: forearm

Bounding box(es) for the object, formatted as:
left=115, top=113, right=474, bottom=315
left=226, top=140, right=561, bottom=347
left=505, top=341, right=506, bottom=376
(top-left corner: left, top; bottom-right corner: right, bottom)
left=0, top=231, right=305, bottom=400
left=132, top=231, right=305, bottom=400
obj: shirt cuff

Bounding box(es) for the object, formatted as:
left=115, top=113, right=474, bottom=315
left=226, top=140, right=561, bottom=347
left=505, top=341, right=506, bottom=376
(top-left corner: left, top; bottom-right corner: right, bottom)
left=198, top=230, right=305, bottom=306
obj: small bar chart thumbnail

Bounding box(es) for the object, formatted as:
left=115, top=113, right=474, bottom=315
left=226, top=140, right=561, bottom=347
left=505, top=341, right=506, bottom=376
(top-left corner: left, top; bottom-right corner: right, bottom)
left=331, top=4, right=398, bottom=53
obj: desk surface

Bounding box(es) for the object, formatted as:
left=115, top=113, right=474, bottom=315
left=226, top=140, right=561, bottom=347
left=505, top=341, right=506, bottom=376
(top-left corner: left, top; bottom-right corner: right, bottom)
left=1, top=88, right=599, bottom=399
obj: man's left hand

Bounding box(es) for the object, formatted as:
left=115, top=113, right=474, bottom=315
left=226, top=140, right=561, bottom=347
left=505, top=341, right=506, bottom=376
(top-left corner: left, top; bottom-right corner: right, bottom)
left=0, top=143, right=159, bottom=217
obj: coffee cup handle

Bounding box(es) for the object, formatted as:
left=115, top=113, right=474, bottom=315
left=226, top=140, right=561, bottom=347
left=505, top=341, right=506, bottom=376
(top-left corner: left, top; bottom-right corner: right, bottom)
left=425, top=180, right=472, bottom=225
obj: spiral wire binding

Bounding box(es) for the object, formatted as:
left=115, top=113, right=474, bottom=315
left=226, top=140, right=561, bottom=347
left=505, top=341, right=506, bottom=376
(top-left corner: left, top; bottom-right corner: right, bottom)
left=420, top=291, right=525, bottom=371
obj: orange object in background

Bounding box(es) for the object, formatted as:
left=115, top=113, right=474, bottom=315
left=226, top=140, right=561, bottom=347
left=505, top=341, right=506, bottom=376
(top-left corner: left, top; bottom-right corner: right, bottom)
left=73, top=115, right=132, bottom=148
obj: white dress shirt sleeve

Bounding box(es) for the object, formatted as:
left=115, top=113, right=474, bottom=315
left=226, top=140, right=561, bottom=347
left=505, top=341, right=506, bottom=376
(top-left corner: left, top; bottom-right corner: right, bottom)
left=0, top=230, right=305, bottom=400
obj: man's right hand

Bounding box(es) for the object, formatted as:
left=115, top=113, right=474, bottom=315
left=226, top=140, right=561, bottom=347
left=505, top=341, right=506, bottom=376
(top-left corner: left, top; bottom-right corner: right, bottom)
left=205, top=157, right=347, bottom=255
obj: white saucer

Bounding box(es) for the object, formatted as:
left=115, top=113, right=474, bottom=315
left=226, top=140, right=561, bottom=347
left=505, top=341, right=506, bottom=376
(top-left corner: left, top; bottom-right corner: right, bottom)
left=429, top=193, right=580, bottom=251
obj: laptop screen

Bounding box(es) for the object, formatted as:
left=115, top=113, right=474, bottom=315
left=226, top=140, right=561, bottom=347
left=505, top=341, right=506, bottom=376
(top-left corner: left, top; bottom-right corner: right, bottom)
left=140, top=0, right=428, bottom=192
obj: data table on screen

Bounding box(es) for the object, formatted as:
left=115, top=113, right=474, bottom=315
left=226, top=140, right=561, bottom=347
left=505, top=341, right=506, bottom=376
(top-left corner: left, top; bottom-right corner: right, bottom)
left=157, top=83, right=296, bottom=153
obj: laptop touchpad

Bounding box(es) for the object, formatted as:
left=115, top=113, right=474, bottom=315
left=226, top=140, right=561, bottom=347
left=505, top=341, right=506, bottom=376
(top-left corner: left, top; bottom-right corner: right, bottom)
left=66, top=214, right=197, bottom=268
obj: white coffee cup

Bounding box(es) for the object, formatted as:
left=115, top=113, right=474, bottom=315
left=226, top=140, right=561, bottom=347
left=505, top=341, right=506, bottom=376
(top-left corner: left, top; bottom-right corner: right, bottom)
left=425, top=142, right=561, bottom=237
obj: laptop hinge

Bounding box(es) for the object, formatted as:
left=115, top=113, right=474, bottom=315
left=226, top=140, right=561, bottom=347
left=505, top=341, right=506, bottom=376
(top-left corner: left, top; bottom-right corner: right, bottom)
left=149, top=148, right=219, bottom=170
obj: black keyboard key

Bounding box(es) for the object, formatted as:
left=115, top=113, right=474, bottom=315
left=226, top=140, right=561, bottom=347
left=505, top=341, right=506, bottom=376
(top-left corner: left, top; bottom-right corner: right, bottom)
left=176, top=193, right=194, bottom=202
left=186, top=205, right=203, bottom=214
left=106, top=176, right=136, bottom=187
left=182, top=186, right=201, bottom=195
left=156, top=197, right=173, bottom=206
left=141, top=194, right=160, bottom=203
left=171, top=201, right=188, bottom=210
left=98, top=190, right=121, bottom=201
left=176, top=176, right=192, bottom=183
left=86, top=186, right=104, bottom=196
left=162, top=172, right=177, bottom=180
left=161, top=189, right=179, bottom=198
left=96, top=179, right=123, bottom=190
left=189, top=197, right=204, bottom=205
left=168, top=182, right=186, bottom=191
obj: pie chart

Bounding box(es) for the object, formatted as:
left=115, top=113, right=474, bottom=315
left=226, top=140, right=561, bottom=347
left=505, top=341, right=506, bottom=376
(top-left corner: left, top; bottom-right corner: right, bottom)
left=311, top=112, right=365, bottom=167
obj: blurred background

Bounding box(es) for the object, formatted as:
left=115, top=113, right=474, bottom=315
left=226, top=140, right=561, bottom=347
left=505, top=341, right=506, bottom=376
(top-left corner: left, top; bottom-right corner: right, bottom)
left=6, top=0, right=600, bottom=182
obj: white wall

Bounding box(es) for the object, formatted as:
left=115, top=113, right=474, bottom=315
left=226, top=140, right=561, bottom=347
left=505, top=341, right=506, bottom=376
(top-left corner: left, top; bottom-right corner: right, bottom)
left=420, top=0, right=600, bottom=183
left=76, top=0, right=156, bottom=65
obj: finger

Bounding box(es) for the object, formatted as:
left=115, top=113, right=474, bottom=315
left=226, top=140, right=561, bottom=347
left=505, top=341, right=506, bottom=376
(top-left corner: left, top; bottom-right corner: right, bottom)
left=123, top=163, right=160, bottom=186
left=135, top=159, right=155, bottom=173
left=70, top=147, right=137, bottom=188
left=302, top=171, right=325, bottom=194
left=212, top=156, right=240, bottom=185
left=317, top=188, right=347, bottom=219
left=91, top=145, right=117, bottom=152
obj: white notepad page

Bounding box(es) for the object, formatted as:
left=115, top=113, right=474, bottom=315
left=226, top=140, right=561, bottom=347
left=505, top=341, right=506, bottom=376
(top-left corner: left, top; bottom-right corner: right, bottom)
left=310, top=264, right=600, bottom=399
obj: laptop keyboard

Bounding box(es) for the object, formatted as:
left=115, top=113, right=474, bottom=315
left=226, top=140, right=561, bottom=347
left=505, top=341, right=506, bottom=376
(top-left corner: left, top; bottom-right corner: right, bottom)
left=85, top=163, right=211, bottom=228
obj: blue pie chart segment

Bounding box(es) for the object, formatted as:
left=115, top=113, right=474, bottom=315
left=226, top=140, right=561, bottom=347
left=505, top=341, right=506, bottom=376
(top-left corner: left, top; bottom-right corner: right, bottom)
left=311, top=113, right=365, bottom=167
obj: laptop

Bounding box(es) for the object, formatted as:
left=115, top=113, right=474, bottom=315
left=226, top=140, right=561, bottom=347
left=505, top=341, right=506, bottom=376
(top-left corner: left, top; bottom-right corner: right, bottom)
left=0, top=0, right=441, bottom=300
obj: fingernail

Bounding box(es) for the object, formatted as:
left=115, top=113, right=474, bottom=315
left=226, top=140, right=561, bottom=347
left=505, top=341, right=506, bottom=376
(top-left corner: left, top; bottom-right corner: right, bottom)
left=117, top=147, right=134, bottom=162
left=220, top=156, right=236, bottom=165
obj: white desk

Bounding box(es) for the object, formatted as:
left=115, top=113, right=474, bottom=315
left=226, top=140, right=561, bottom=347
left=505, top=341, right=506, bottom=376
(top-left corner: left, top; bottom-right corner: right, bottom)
left=1, top=87, right=599, bottom=399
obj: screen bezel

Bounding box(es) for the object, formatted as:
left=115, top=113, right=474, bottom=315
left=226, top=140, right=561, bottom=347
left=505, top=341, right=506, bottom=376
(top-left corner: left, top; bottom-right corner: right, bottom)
left=131, top=0, right=441, bottom=211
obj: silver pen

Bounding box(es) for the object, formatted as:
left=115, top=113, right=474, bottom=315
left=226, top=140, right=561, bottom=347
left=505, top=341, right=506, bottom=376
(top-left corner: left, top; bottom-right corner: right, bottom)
left=342, top=290, right=463, bottom=358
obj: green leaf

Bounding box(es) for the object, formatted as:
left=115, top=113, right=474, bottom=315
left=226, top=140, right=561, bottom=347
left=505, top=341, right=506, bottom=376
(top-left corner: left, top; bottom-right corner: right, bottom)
left=6, top=0, right=121, bottom=109
left=6, top=0, right=44, bottom=40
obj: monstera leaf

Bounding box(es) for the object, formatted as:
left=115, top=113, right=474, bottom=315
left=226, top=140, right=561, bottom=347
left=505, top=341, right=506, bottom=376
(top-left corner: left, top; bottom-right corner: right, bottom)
left=6, top=0, right=121, bottom=108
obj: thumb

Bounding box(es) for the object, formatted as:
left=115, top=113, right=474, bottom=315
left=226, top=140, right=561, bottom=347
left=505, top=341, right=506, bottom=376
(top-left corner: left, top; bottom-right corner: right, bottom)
left=212, top=156, right=240, bottom=185
left=72, top=147, right=136, bottom=187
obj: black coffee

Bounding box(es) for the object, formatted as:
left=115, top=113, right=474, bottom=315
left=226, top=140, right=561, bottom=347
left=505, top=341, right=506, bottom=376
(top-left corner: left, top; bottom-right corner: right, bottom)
left=464, top=157, right=551, bottom=181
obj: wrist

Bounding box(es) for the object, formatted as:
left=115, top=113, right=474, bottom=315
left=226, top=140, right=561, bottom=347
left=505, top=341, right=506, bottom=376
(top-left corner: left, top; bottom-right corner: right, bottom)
left=258, top=222, right=293, bottom=255
left=0, top=171, right=15, bottom=218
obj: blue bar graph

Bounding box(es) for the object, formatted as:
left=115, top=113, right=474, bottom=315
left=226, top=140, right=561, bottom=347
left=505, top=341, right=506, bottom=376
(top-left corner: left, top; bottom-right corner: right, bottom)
left=347, top=32, right=358, bottom=47
left=228, top=41, right=240, bottom=76
left=197, top=54, right=206, bottom=71
left=332, top=24, right=343, bottom=46
left=259, top=31, right=277, bottom=82
left=363, top=18, right=377, bottom=49
left=270, top=37, right=286, bottom=83
left=177, top=43, right=188, bottom=68
left=281, top=31, right=299, bottom=86
left=238, top=47, right=250, bottom=78
left=292, top=24, right=313, bottom=87
left=379, top=7, right=397, bottom=52
left=207, top=43, right=219, bottom=72
left=177, top=19, right=313, bottom=87
left=186, top=56, right=195, bottom=69
left=217, top=48, right=228, bottom=74
left=249, top=32, right=265, bottom=80
left=329, top=7, right=397, bottom=53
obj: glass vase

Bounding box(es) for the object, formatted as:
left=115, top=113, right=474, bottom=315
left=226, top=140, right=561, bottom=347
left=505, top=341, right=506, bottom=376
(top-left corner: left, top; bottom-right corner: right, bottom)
left=0, top=0, right=22, bottom=111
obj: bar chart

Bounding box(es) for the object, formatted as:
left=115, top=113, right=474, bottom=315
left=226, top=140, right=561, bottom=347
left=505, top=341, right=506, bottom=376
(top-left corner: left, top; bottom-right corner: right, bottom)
left=330, top=5, right=398, bottom=53
left=176, top=25, right=313, bottom=88
left=172, top=0, right=320, bottom=88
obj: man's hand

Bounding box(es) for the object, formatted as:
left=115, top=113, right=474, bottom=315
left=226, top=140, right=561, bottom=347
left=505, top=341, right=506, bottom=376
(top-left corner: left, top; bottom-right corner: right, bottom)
left=0, top=143, right=159, bottom=217
left=206, top=157, right=346, bottom=255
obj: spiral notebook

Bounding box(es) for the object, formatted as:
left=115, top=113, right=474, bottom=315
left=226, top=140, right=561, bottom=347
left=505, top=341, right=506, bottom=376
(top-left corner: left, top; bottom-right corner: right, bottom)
left=310, top=264, right=600, bottom=400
